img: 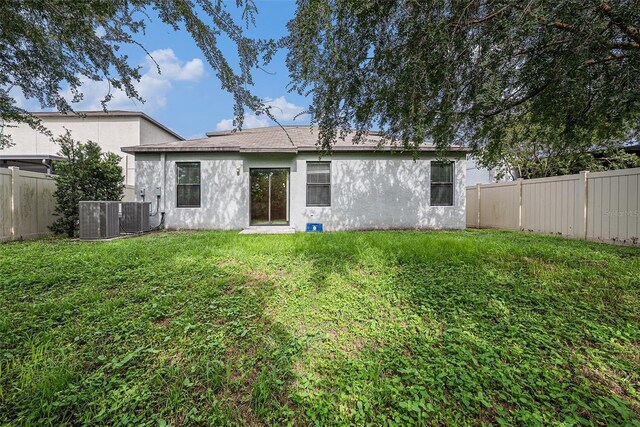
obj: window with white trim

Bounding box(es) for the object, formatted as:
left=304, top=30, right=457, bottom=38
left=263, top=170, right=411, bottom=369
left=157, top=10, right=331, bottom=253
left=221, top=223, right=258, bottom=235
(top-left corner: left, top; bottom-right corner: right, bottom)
left=306, top=162, right=331, bottom=206
left=430, top=161, right=454, bottom=206
left=176, top=162, right=201, bottom=207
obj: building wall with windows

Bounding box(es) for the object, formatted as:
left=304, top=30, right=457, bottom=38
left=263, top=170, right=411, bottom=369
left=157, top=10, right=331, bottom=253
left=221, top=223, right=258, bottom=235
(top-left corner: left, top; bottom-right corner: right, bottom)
left=134, top=151, right=466, bottom=231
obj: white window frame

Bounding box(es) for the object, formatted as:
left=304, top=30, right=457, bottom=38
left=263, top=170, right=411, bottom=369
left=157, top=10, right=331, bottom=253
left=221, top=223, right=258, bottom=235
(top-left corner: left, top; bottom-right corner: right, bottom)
left=306, top=162, right=331, bottom=207
left=430, top=161, right=455, bottom=206
left=176, top=162, right=201, bottom=208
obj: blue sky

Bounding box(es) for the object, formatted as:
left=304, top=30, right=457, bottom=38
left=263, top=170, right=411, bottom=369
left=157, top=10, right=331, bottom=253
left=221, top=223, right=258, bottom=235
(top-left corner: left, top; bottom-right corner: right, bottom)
left=16, top=1, right=309, bottom=140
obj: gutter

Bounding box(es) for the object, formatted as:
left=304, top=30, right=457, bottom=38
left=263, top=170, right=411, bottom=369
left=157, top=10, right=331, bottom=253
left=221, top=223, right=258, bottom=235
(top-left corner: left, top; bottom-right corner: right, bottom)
left=122, top=146, right=471, bottom=154
left=122, top=145, right=240, bottom=154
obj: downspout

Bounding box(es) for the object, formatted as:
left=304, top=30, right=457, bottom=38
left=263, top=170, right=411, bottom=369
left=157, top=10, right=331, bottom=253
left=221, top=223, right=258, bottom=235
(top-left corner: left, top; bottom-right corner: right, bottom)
left=151, top=152, right=167, bottom=230
left=161, top=152, right=166, bottom=215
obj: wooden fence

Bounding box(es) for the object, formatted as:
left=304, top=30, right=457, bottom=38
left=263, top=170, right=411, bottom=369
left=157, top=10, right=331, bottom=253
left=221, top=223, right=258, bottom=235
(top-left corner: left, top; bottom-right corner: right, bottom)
left=1, top=167, right=135, bottom=242
left=466, top=168, right=640, bottom=246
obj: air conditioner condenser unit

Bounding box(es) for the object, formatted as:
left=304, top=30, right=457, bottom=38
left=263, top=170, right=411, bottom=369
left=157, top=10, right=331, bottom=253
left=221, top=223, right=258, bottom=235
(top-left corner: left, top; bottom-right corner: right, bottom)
left=79, top=201, right=120, bottom=240
left=120, top=202, right=151, bottom=234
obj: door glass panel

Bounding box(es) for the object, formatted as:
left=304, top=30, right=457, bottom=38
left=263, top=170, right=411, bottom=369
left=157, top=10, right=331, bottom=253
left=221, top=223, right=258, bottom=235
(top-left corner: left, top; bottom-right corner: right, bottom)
left=270, top=169, right=288, bottom=224
left=250, top=169, right=289, bottom=225
left=250, top=170, right=270, bottom=224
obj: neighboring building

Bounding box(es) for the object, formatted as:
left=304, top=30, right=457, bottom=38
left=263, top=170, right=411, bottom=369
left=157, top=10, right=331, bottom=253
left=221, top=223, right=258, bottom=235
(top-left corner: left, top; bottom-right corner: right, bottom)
left=466, top=155, right=513, bottom=186
left=624, top=144, right=640, bottom=157
left=592, top=143, right=640, bottom=164
left=0, top=154, right=66, bottom=174
left=123, top=126, right=468, bottom=232
left=466, top=144, right=640, bottom=185
left=1, top=111, right=183, bottom=184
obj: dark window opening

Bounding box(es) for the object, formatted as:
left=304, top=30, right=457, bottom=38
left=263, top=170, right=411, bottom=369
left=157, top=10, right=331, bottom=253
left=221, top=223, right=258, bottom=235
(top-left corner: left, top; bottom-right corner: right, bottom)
left=431, top=161, right=454, bottom=206
left=177, top=162, right=201, bottom=207
left=307, top=162, right=331, bottom=206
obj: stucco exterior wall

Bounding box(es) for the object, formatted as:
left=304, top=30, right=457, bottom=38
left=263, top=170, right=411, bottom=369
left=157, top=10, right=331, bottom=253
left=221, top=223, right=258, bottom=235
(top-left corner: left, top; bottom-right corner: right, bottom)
left=135, top=152, right=466, bottom=231
left=139, top=117, right=182, bottom=146
left=293, top=153, right=466, bottom=230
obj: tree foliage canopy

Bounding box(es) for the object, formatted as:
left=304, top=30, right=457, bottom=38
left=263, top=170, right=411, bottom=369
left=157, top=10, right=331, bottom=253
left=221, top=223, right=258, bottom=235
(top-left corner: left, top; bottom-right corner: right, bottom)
left=0, top=0, right=276, bottom=147
left=50, top=131, right=125, bottom=237
left=477, top=117, right=640, bottom=179
left=286, top=0, right=640, bottom=156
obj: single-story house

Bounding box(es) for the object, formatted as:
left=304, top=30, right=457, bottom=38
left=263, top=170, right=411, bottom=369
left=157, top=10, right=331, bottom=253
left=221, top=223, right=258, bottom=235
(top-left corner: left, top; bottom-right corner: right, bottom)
left=122, top=126, right=468, bottom=232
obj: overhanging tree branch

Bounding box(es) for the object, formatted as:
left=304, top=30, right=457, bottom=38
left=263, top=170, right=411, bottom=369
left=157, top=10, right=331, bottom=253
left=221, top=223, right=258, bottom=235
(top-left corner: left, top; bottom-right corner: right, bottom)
left=600, top=2, right=640, bottom=44
left=583, top=52, right=626, bottom=67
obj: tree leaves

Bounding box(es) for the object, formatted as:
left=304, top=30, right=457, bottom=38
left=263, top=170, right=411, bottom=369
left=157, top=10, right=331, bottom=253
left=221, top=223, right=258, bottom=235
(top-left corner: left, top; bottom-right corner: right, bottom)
left=0, top=0, right=277, bottom=147
left=286, top=0, right=640, bottom=155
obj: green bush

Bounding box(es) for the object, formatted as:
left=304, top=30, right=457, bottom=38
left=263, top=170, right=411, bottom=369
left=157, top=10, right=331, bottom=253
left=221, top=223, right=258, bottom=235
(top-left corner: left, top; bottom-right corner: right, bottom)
left=49, top=131, right=124, bottom=237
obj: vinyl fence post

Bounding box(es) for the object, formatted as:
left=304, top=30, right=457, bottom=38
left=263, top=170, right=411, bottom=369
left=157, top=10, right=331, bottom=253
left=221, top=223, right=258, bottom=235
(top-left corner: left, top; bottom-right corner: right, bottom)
left=580, top=170, right=589, bottom=241
left=9, top=167, right=19, bottom=241
left=517, top=178, right=523, bottom=230
left=476, top=183, right=481, bottom=228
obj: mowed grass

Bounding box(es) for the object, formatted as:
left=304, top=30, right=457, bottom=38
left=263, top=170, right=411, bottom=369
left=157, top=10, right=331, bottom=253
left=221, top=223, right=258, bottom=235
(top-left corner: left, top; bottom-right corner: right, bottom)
left=0, top=230, right=639, bottom=426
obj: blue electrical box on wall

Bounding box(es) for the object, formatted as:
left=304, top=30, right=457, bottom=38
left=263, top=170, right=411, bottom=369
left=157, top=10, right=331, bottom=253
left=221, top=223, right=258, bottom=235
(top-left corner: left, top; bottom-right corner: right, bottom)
left=306, top=223, right=323, bottom=232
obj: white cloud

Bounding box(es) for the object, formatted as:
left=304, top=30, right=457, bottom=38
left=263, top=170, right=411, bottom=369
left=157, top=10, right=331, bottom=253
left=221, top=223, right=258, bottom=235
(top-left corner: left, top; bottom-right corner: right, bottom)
left=145, top=48, right=204, bottom=81
left=214, top=96, right=305, bottom=131
left=8, top=86, right=38, bottom=111
left=215, top=118, right=234, bottom=131
left=58, top=48, right=205, bottom=113
left=264, top=96, right=304, bottom=121
left=215, top=114, right=270, bottom=131
left=95, top=25, right=106, bottom=38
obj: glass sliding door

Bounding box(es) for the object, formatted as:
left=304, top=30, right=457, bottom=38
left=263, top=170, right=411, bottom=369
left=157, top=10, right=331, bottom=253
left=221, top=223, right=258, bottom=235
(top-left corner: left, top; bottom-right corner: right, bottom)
left=250, top=169, right=289, bottom=225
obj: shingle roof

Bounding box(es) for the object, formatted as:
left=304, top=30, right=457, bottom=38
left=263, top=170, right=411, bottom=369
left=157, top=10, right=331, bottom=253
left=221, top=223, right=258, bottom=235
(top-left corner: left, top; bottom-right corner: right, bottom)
left=32, top=110, right=184, bottom=141
left=121, top=126, right=469, bottom=154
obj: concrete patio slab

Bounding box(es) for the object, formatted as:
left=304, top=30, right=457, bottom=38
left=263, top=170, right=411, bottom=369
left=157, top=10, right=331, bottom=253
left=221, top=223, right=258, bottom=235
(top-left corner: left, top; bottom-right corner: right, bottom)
left=239, top=226, right=296, bottom=235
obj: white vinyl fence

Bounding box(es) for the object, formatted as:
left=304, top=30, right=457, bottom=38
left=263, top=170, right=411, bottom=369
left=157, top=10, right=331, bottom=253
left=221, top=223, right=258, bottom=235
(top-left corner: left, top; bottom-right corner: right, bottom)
left=1, top=167, right=135, bottom=242
left=467, top=168, right=640, bottom=246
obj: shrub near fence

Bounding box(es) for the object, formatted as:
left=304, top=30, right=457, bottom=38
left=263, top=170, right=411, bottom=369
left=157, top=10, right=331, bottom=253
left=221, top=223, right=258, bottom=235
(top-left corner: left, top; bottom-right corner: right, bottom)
left=1, top=167, right=135, bottom=242
left=467, top=168, right=640, bottom=246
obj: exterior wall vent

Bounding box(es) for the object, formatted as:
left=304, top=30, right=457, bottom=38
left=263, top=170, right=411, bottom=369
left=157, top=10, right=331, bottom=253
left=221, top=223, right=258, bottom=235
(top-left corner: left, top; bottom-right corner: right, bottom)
left=120, top=202, right=151, bottom=233
left=79, top=201, right=120, bottom=240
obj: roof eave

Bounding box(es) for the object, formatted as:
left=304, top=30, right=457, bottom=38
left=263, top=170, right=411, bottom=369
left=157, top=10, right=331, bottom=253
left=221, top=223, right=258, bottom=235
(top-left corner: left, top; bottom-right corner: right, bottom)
left=122, top=146, right=241, bottom=154
left=123, top=147, right=470, bottom=154
left=238, top=147, right=298, bottom=153
left=0, top=154, right=68, bottom=160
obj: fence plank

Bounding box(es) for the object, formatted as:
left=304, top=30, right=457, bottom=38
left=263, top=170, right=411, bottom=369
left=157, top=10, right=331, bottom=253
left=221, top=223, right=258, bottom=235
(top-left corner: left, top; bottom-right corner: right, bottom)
left=466, top=167, right=640, bottom=246
left=465, top=186, right=478, bottom=227
left=628, top=174, right=638, bottom=241
left=0, top=169, right=11, bottom=240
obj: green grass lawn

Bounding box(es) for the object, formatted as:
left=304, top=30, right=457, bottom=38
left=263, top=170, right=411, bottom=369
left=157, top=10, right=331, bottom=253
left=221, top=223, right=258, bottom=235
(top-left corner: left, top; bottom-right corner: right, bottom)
left=1, top=230, right=639, bottom=426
